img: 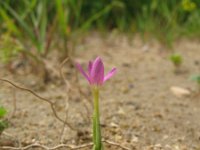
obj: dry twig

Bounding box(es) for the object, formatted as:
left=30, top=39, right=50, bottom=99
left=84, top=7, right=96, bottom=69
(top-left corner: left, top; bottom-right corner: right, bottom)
left=1, top=140, right=130, bottom=150
left=2, top=132, right=130, bottom=150
left=59, top=57, right=72, bottom=143
left=1, top=143, right=93, bottom=150
left=60, top=58, right=91, bottom=125
left=103, top=139, right=131, bottom=150
left=0, top=78, right=75, bottom=131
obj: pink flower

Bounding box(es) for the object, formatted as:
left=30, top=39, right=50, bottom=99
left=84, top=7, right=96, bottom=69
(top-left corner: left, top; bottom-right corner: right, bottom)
left=76, top=57, right=117, bottom=86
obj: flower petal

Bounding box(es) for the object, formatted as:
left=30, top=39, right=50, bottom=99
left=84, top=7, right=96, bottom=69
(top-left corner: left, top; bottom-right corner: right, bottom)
left=88, top=61, right=93, bottom=76
left=104, top=68, right=117, bottom=83
left=76, top=63, right=91, bottom=83
left=90, top=57, right=104, bottom=85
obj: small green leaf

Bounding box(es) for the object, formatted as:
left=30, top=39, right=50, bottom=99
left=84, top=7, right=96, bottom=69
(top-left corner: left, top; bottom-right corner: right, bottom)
left=0, top=107, right=7, bottom=118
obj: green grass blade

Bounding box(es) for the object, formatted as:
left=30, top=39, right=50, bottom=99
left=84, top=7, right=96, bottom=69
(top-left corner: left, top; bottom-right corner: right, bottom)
left=0, top=8, right=20, bottom=35
left=55, top=0, right=69, bottom=35
left=79, top=4, right=113, bottom=31
left=2, top=1, right=38, bottom=46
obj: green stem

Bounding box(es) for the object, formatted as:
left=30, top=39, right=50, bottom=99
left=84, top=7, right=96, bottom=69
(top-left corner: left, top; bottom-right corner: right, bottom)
left=92, top=87, right=102, bottom=150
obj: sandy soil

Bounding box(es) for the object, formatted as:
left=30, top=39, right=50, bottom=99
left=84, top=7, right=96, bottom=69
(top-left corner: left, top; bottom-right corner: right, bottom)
left=0, top=33, right=200, bottom=150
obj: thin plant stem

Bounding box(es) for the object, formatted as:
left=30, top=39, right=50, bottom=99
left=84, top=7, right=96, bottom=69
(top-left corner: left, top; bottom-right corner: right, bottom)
left=92, top=87, right=102, bottom=150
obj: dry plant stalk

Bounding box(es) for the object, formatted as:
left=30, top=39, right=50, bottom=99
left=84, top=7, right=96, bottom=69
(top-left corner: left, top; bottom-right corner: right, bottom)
left=1, top=143, right=93, bottom=150
left=0, top=78, right=75, bottom=131
left=1, top=140, right=130, bottom=150
left=61, top=58, right=91, bottom=123
left=59, top=57, right=71, bottom=143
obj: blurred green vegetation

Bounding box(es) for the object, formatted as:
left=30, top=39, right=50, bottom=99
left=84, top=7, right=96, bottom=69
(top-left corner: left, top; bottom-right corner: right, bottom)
left=170, top=53, right=183, bottom=67
left=0, top=0, right=200, bottom=62
left=191, top=75, right=200, bottom=85
left=0, top=106, right=8, bottom=134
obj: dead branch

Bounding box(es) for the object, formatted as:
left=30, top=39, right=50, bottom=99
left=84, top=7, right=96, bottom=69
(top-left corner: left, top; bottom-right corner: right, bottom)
left=103, top=139, right=131, bottom=150
left=59, top=95, right=70, bottom=143
left=1, top=143, right=93, bottom=150
left=59, top=58, right=91, bottom=130
left=59, top=57, right=70, bottom=91
left=2, top=132, right=130, bottom=150
left=0, top=78, right=76, bottom=131
left=1, top=140, right=131, bottom=150
left=59, top=57, right=72, bottom=143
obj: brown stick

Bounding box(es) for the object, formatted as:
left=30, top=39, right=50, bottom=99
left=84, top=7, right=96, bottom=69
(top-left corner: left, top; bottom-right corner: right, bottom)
left=59, top=57, right=71, bottom=143
left=1, top=143, right=93, bottom=150
left=59, top=58, right=91, bottom=126
left=103, top=139, right=131, bottom=150
left=1, top=140, right=131, bottom=150
left=0, top=78, right=76, bottom=131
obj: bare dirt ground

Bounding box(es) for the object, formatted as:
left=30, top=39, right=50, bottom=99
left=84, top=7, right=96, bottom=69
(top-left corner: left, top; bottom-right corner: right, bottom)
left=0, top=33, right=200, bottom=150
